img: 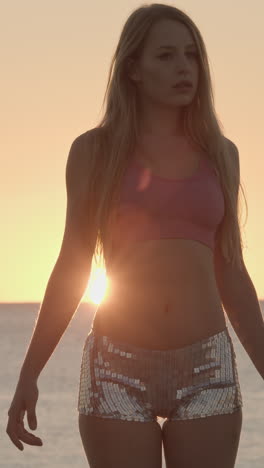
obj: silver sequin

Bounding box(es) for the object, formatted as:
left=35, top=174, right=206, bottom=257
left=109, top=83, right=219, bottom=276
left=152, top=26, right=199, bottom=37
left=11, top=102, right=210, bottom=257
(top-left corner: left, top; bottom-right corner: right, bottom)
left=77, top=327, right=243, bottom=422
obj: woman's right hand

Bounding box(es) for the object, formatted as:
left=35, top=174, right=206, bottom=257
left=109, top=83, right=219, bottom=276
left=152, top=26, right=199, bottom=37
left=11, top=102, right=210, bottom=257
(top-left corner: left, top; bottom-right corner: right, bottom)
left=6, top=377, right=43, bottom=451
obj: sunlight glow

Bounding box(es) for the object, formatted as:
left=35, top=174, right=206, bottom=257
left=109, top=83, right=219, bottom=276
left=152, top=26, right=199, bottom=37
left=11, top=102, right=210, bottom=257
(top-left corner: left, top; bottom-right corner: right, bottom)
left=85, top=267, right=109, bottom=305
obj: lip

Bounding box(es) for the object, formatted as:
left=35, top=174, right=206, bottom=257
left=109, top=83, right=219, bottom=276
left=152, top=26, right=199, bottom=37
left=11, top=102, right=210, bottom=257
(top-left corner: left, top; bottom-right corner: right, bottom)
left=173, top=85, right=192, bottom=92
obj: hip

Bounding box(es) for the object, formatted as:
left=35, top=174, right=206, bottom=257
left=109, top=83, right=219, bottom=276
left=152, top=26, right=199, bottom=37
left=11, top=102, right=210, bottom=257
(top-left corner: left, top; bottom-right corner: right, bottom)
left=78, top=324, right=243, bottom=420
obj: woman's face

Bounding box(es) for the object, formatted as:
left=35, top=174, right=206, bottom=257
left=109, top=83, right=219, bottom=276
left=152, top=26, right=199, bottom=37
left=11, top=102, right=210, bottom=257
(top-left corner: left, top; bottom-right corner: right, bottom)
left=129, top=19, right=200, bottom=111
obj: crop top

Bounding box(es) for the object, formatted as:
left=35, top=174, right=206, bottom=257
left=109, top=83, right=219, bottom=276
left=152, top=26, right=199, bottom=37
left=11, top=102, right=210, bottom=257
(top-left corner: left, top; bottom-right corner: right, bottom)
left=109, top=153, right=225, bottom=257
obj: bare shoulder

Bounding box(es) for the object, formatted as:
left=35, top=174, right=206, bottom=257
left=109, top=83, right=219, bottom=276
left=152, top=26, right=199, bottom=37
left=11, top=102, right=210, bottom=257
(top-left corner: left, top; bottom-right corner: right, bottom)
left=70, top=127, right=100, bottom=156
left=224, top=137, right=240, bottom=169
left=65, top=128, right=101, bottom=200
left=67, top=127, right=102, bottom=171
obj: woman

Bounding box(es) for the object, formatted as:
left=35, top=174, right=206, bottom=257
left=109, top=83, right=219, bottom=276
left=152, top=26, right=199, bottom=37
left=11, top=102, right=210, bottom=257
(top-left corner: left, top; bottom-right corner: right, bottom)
left=7, top=4, right=251, bottom=468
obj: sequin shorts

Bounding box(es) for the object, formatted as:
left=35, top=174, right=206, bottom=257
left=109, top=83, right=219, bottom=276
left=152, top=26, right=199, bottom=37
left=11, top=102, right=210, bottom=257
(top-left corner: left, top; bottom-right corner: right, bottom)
left=77, top=326, right=243, bottom=422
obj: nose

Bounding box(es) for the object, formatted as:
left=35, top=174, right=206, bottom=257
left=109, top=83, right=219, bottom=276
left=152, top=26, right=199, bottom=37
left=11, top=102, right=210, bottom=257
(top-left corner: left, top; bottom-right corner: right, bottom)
left=174, top=64, right=192, bottom=82
left=173, top=53, right=193, bottom=71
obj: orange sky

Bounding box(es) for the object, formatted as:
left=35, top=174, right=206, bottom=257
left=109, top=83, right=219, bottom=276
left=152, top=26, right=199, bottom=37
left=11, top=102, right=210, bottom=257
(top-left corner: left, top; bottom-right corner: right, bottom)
left=2, top=1, right=264, bottom=303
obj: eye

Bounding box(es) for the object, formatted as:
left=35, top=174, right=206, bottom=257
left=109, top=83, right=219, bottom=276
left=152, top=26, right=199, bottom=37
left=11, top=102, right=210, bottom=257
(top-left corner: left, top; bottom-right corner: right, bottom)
left=158, top=53, right=173, bottom=60
left=158, top=52, right=198, bottom=60
left=187, top=52, right=198, bottom=59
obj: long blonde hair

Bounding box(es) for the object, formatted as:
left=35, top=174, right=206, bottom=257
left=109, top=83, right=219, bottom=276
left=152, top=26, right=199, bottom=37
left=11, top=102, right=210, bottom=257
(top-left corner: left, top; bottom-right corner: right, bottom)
left=82, top=3, right=247, bottom=272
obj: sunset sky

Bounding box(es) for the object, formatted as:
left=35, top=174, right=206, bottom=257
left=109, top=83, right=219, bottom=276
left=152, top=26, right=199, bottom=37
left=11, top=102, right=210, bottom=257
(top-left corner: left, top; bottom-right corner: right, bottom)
left=2, top=1, right=264, bottom=304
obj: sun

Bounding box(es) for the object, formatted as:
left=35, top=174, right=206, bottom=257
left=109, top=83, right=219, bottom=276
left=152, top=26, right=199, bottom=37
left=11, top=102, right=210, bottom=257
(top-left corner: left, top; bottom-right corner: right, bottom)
left=84, top=266, right=110, bottom=305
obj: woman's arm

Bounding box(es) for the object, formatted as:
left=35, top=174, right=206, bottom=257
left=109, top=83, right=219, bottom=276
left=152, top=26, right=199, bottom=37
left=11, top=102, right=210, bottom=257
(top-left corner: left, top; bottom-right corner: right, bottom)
left=18, top=258, right=91, bottom=382
left=19, top=131, right=97, bottom=383
left=6, top=133, right=97, bottom=452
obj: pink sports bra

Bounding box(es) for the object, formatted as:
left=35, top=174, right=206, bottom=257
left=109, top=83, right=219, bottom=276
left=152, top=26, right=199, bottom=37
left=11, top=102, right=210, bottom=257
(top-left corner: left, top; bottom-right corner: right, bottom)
left=109, top=153, right=225, bottom=255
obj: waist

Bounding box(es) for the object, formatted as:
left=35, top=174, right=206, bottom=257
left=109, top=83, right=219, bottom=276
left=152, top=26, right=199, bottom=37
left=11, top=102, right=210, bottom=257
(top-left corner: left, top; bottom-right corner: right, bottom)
left=92, top=283, right=226, bottom=350
left=94, top=238, right=224, bottom=349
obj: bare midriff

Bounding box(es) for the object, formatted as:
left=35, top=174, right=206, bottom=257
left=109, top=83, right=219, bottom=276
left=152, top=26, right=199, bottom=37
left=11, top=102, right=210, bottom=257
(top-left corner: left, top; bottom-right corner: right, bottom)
left=91, top=135, right=226, bottom=350
left=92, top=238, right=227, bottom=350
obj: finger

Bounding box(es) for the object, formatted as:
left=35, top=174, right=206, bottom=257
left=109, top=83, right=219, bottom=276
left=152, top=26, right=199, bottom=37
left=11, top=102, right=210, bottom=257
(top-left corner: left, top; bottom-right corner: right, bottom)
left=18, top=425, right=43, bottom=445
left=19, top=418, right=37, bottom=436
left=6, top=430, right=24, bottom=451
left=23, top=427, right=43, bottom=443
left=7, top=422, right=43, bottom=449
left=27, top=407, right=37, bottom=430
left=20, top=433, right=43, bottom=446
left=7, top=430, right=42, bottom=449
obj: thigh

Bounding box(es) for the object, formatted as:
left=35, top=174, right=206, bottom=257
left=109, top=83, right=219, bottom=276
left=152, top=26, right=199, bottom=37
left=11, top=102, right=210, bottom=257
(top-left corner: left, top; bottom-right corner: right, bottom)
left=162, top=407, right=243, bottom=468
left=78, top=413, right=162, bottom=468
left=167, top=327, right=243, bottom=422
left=162, top=327, right=243, bottom=467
